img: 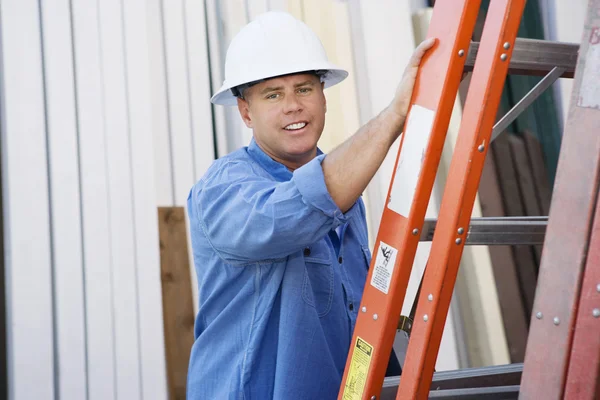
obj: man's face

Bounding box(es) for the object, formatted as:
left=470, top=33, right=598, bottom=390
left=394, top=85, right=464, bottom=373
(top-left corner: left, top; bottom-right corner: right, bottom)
left=237, top=73, right=327, bottom=170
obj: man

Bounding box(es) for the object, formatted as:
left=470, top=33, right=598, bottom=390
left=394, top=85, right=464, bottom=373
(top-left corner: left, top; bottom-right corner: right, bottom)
left=186, top=11, right=436, bottom=400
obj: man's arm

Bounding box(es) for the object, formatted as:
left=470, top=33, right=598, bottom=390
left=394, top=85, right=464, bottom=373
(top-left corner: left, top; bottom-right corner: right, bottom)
left=322, top=38, right=436, bottom=213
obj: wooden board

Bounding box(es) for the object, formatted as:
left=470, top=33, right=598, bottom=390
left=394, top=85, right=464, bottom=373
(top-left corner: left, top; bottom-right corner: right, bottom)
left=508, top=134, right=543, bottom=264
left=0, top=1, right=55, bottom=398
left=122, top=1, right=169, bottom=398
left=523, top=131, right=552, bottom=215
left=159, top=207, right=196, bottom=400
left=491, top=134, right=538, bottom=316
left=478, top=150, right=528, bottom=362
left=71, top=1, right=117, bottom=398
left=39, top=1, right=88, bottom=397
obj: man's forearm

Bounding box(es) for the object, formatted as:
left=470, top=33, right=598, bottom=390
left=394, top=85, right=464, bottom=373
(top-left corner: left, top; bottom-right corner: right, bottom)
left=322, top=106, right=404, bottom=213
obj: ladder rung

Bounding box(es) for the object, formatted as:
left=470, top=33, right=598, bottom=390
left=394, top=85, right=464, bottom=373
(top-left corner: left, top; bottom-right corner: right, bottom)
left=427, top=385, right=520, bottom=399
left=420, top=216, right=547, bottom=245
left=381, top=363, right=523, bottom=399
left=465, top=38, right=578, bottom=78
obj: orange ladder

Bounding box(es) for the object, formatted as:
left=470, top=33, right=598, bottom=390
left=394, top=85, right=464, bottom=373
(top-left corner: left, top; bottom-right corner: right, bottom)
left=339, top=0, right=600, bottom=399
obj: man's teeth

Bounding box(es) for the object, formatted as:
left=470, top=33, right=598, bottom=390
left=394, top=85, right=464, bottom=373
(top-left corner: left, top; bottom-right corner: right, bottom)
left=284, top=122, right=307, bottom=130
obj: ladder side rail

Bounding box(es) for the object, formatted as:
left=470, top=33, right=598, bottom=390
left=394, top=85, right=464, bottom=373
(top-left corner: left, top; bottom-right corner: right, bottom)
left=395, top=1, right=526, bottom=398
left=338, top=1, right=481, bottom=399
left=564, top=191, right=600, bottom=399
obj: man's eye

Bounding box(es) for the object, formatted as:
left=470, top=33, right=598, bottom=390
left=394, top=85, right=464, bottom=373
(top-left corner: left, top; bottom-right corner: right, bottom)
left=298, top=87, right=311, bottom=94
left=266, top=93, right=279, bottom=100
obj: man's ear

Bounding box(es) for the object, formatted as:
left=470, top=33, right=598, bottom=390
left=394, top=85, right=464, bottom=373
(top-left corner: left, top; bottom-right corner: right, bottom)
left=237, top=97, right=253, bottom=128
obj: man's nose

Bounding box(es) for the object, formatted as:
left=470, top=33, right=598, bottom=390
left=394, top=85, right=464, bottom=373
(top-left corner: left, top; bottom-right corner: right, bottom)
left=282, top=93, right=302, bottom=114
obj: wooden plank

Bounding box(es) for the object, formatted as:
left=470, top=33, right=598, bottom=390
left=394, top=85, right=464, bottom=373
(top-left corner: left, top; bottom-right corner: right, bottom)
left=147, top=0, right=175, bottom=206
left=508, top=134, right=543, bottom=264
left=97, top=0, right=142, bottom=398
left=520, top=1, right=600, bottom=396
left=0, top=1, right=56, bottom=398
left=183, top=0, right=216, bottom=181
left=522, top=131, right=552, bottom=216
left=158, top=207, right=196, bottom=400
left=491, top=134, right=538, bottom=317
left=122, top=1, right=168, bottom=399
left=161, top=0, right=196, bottom=205
left=39, top=1, right=88, bottom=398
left=70, top=1, right=117, bottom=398
left=564, top=196, right=600, bottom=399
left=478, top=150, right=528, bottom=362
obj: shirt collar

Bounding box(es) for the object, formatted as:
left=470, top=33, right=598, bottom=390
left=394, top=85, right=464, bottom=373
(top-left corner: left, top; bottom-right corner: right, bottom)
left=247, top=137, right=324, bottom=182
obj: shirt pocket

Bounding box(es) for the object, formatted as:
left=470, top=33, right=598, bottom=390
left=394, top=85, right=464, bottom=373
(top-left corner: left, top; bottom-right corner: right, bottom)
left=302, top=241, right=334, bottom=317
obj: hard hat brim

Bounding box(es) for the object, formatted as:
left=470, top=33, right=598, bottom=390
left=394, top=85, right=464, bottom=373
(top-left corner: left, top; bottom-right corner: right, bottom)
left=210, top=64, right=349, bottom=106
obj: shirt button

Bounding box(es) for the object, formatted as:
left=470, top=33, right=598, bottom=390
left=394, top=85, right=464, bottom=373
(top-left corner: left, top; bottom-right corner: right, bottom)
left=349, top=303, right=354, bottom=311
left=304, top=247, right=311, bottom=256
left=338, top=256, right=343, bottom=264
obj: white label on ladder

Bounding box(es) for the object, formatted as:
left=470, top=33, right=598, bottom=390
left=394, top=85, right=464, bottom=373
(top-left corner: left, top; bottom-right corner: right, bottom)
left=371, top=241, right=398, bottom=294
left=387, top=104, right=435, bottom=218
left=578, top=27, right=600, bottom=110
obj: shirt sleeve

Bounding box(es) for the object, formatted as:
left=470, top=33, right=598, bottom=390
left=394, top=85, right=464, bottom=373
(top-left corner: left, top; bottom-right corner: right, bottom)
left=190, top=155, right=357, bottom=264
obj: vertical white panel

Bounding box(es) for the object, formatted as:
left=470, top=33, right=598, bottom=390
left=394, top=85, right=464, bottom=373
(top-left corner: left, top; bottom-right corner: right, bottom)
left=247, top=0, right=269, bottom=18
left=551, top=0, right=587, bottom=125
left=70, top=1, right=117, bottom=398
left=183, top=0, right=218, bottom=310
left=39, top=0, right=87, bottom=398
left=184, top=0, right=216, bottom=181
left=98, top=0, right=142, bottom=398
left=268, top=0, right=289, bottom=11
left=220, top=0, right=254, bottom=152
left=147, top=0, right=175, bottom=206
left=161, top=0, right=196, bottom=206
left=0, top=1, right=55, bottom=399
left=206, top=0, right=230, bottom=157
left=121, top=1, right=168, bottom=398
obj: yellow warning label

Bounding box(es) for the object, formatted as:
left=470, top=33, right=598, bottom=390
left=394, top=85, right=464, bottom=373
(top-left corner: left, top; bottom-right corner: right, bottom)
left=342, top=336, right=373, bottom=400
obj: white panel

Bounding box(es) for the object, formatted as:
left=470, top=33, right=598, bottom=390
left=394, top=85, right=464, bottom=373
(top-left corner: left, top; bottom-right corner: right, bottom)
left=183, top=0, right=218, bottom=310
left=147, top=0, right=175, bottom=206
left=219, top=0, right=254, bottom=154
left=247, top=0, right=269, bottom=19
left=70, top=1, right=117, bottom=398
left=98, top=0, right=143, bottom=398
left=121, top=1, right=169, bottom=398
left=0, top=1, right=55, bottom=399
left=39, top=1, right=87, bottom=398
left=184, top=0, right=216, bottom=180
left=161, top=0, right=196, bottom=206
left=553, top=0, right=587, bottom=124
left=206, top=0, right=230, bottom=157
left=268, top=0, right=289, bottom=11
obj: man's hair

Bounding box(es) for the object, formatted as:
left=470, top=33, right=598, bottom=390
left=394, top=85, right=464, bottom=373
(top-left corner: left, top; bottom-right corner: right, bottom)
left=231, top=70, right=328, bottom=100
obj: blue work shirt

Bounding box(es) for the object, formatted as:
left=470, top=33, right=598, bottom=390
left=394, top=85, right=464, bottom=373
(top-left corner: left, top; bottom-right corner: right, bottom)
left=186, top=138, right=393, bottom=399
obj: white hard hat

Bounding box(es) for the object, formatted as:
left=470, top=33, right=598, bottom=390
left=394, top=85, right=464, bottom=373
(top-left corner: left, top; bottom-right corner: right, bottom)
left=210, top=11, right=349, bottom=106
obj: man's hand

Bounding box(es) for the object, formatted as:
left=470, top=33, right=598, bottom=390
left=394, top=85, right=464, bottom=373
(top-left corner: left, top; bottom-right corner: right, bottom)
left=386, top=38, right=437, bottom=136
